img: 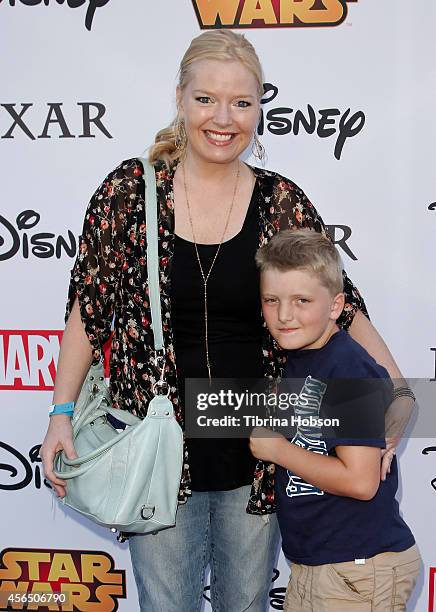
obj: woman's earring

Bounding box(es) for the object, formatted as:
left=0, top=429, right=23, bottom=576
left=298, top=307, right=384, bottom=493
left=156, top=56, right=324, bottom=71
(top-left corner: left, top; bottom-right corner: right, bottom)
left=252, top=132, right=266, bottom=162
left=175, top=115, right=187, bottom=151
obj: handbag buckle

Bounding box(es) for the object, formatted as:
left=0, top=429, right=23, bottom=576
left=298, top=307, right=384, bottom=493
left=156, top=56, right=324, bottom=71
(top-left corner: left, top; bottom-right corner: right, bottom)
left=152, top=380, right=170, bottom=396
left=152, top=349, right=169, bottom=396
left=153, top=349, right=166, bottom=369
left=140, top=505, right=156, bottom=520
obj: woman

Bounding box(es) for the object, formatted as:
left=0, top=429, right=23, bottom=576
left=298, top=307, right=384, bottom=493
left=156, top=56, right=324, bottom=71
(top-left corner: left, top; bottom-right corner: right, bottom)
left=41, top=30, right=405, bottom=612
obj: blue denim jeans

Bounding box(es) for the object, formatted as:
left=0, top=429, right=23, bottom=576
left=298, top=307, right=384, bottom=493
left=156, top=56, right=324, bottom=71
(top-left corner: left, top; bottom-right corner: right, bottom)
left=128, top=485, right=280, bottom=612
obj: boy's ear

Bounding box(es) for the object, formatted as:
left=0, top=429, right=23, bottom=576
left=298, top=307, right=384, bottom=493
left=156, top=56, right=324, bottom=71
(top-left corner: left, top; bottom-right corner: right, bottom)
left=330, top=292, right=345, bottom=320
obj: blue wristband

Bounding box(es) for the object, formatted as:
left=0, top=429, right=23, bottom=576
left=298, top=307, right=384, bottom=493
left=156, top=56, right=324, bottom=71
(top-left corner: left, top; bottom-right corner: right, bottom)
left=48, top=402, right=75, bottom=417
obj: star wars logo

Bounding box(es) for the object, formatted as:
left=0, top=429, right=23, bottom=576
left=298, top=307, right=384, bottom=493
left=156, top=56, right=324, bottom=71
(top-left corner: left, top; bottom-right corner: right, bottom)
left=192, top=0, right=357, bottom=29
left=0, top=548, right=126, bottom=611
left=0, top=331, right=62, bottom=390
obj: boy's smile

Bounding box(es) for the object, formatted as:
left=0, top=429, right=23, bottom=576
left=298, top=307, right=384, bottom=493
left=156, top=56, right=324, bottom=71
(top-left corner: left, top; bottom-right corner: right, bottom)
left=260, top=268, right=345, bottom=351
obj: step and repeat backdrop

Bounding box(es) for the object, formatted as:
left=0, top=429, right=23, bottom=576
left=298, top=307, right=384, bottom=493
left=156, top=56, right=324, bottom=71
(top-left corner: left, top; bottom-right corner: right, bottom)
left=1, top=1, right=436, bottom=610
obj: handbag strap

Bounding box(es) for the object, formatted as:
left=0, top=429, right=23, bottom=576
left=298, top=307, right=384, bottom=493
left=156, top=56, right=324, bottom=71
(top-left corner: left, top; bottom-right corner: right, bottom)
left=140, top=158, right=164, bottom=352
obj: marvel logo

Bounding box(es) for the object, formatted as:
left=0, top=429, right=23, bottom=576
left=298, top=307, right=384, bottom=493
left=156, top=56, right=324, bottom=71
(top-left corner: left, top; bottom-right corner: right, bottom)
left=0, top=331, right=62, bottom=390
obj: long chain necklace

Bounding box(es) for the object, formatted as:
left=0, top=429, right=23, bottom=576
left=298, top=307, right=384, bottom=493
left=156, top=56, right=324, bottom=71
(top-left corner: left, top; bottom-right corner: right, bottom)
left=181, top=161, right=241, bottom=384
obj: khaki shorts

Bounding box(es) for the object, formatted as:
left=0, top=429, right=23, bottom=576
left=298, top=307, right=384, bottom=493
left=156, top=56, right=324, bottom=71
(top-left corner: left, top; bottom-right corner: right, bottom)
left=284, top=544, right=421, bottom=611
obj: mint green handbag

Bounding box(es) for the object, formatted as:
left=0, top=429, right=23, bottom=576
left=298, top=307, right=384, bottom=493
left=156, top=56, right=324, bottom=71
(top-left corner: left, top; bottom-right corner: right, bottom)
left=53, top=159, right=184, bottom=534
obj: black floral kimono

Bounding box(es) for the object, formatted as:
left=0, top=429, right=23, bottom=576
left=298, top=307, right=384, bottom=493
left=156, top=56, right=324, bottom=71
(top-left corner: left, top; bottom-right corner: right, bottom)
left=66, top=158, right=368, bottom=514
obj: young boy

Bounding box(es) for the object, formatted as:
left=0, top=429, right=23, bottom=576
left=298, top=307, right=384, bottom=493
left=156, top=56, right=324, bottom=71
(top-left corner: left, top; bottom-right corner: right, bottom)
left=249, top=229, right=420, bottom=611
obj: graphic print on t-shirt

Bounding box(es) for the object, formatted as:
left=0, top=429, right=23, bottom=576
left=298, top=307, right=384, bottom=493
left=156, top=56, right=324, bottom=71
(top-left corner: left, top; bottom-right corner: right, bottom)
left=286, top=376, right=327, bottom=498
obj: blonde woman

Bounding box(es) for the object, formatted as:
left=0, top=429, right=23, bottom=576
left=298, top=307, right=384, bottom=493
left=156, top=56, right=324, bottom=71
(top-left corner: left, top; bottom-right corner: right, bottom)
left=42, top=30, right=404, bottom=611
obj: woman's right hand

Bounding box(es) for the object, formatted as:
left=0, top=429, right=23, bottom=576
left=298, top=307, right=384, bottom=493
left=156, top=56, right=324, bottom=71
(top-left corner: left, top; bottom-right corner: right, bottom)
left=41, top=414, right=78, bottom=498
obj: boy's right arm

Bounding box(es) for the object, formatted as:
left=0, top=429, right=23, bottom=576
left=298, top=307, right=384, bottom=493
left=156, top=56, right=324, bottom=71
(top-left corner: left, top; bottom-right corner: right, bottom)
left=40, top=298, right=93, bottom=498
left=250, top=428, right=382, bottom=501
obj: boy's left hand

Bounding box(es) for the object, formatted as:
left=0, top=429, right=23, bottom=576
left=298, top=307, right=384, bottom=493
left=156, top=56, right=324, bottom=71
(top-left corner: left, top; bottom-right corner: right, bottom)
left=249, top=427, right=287, bottom=463
left=380, top=436, right=399, bottom=481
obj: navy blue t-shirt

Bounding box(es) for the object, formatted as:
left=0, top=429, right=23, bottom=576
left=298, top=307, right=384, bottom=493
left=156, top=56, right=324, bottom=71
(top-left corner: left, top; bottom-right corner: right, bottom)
left=275, top=329, right=415, bottom=565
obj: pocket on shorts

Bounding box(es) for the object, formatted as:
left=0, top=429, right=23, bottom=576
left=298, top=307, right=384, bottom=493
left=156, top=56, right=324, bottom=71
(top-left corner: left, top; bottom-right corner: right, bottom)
left=326, top=561, right=374, bottom=602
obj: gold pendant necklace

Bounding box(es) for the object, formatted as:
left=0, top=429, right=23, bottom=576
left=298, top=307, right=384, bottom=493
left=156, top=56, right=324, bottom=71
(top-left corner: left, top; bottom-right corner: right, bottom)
left=181, top=162, right=241, bottom=384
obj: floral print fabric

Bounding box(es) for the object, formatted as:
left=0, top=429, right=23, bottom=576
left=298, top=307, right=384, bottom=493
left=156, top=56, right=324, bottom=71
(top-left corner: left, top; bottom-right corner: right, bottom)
left=66, top=158, right=368, bottom=514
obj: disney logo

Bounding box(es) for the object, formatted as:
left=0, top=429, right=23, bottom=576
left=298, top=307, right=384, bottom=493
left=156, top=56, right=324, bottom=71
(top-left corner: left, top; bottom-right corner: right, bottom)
left=0, top=0, right=111, bottom=32
left=268, top=568, right=286, bottom=610
left=0, top=442, right=51, bottom=491
left=202, top=567, right=286, bottom=609
left=259, top=83, right=365, bottom=160
left=422, top=446, right=436, bottom=492
left=0, top=210, right=76, bottom=261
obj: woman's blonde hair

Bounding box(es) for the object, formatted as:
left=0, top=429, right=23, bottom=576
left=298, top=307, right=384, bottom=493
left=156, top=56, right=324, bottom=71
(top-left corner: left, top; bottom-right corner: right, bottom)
left=148, top=30, right=264, bottom=167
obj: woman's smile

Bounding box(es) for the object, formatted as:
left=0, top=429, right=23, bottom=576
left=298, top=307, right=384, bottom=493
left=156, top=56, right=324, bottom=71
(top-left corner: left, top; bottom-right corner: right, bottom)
left=204, top=129, right=237, bottom=146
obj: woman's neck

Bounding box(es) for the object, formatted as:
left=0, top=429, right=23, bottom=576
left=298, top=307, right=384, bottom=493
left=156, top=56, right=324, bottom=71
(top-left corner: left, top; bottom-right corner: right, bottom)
left=180, top=152, right=241, bottom=184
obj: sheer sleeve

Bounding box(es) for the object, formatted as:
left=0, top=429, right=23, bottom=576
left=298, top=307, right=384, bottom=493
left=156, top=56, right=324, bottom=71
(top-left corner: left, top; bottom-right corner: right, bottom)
left=65, top=161, right=133, bottom=364
left=273, top=175, right=369, bottom=329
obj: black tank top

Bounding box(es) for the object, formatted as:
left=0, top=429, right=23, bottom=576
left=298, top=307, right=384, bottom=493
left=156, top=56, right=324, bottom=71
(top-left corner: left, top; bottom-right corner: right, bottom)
left=171, top=182, right=263, bottom=491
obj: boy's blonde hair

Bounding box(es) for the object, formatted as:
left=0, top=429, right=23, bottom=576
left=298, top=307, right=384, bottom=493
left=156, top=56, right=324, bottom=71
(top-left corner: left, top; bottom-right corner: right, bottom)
left=255, top=229, right=344, bottom=295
